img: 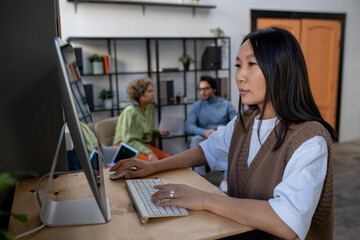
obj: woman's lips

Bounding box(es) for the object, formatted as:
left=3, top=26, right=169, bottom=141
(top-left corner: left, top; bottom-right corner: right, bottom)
left=239, top=89, right=249, bottom=95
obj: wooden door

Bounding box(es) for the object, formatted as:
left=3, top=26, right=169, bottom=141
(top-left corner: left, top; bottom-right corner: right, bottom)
left=301, top=19, right=340, bottom=128
left=256, top=18, right=340, bottom=128
left=257, top=18, right=301, bottom=42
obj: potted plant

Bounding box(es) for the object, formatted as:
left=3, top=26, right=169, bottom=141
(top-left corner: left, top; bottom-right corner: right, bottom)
left=99, top=89, right=114, bottom=110
left=89, top=54, right=103, bottom=75
left=210, top=27, right=227, bottom=60
left=210, top=27, right=225, bottom=38
left=178, top=54, right=194, bottom=71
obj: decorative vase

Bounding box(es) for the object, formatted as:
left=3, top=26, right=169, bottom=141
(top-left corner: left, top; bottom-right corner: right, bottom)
left=104, top=99, right=112, bottom=110
left=92, top=61, right=104, bottom=75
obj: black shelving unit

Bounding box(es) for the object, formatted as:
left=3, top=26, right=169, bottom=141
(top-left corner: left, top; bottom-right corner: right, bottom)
left=67, top=37, right=231, bottom=149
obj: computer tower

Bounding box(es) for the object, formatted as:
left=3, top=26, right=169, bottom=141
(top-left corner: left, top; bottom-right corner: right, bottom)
left=201, top=46, right=222, bottom=70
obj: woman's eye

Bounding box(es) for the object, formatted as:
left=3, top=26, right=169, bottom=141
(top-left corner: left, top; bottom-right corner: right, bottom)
left=249, top=62, right=257, bottom=66
left=234, top=64, right=241, bottom=68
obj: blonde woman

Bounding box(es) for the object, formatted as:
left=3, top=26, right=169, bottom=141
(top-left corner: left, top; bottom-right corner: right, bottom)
left=113, top=77, right=169, bottom=162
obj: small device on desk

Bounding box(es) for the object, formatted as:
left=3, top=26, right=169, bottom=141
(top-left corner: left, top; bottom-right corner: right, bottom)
left=109, top=142, right=139, bottom=180
left=109, top=142, right=139, bottom=167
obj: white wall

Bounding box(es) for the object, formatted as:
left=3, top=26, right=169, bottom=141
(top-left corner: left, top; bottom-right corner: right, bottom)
left=59, top=0, right=360, bottom=143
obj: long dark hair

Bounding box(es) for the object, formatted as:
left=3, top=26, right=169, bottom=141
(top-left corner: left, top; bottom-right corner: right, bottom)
left=238, top=27, right=336, bottom=149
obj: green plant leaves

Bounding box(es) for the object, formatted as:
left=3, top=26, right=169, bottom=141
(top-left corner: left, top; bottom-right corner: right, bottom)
left=99, top=89, right=114, bottom=100
left=0, top=229, right=16, bottom=240
left=89, top=54, right=103, bottom=62
left=10, top=213, right=28, bottom=224
left=178, top=54, right=194, bottom=64
left=0, top=173, right=16, bottom=192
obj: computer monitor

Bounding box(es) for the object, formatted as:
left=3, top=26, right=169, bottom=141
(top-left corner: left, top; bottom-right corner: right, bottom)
left=39, top=38, right=111, bottom=226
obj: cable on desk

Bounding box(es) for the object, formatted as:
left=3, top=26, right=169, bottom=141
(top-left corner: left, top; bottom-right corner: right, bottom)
left=13, top=224, right=45, bottom=239
left=35, top=169, right=82, bottom=207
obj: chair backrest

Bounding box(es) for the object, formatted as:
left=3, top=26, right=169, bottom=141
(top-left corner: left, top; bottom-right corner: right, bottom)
left=94, top=117, right=118, bottom=146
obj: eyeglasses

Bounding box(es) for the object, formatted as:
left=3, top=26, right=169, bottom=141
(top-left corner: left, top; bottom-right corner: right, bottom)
left=198, top=87, right=212, bottom=92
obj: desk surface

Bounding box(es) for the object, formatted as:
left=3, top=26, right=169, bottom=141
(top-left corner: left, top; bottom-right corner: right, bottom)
left=9, top=168, right=251, bottom=239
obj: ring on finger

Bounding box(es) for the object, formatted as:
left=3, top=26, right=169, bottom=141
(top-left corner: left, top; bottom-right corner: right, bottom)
left=169, top=190, right=175, bottom=198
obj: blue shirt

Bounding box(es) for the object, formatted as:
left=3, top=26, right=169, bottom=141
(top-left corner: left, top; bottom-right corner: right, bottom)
left=185, top=96, right=237, bottom=136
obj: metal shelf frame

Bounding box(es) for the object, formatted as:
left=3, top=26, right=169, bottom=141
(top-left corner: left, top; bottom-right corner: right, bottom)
left=68, top=36, right=231, bottom=149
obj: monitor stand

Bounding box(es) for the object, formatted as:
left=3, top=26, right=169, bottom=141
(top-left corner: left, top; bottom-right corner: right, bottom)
left=40, top=123, right=111, bottom=226
left=41, top=197, right=110, bottom=226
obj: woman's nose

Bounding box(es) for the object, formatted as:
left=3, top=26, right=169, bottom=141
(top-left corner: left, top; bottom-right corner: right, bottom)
left=236, top=70, right=245, bottom=82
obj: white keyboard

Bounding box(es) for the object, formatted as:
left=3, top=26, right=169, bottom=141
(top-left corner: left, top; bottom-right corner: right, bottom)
left=125, top=179, right=189, bottom=223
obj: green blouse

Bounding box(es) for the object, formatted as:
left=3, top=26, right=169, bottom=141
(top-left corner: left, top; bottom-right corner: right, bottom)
left=79, top=121, right=98, bottom=156
left=113, top=104, right=159, bottom=155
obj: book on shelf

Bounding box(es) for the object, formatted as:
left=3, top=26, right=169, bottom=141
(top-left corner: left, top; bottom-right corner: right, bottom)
left=84, top=84, right=94, bottom=111
left=159, top=79, right=174, bottom=105
left=102, top=55, right=110, bottom=74
left=73, top=62, right=82, bottom=80
left=215, top=77, right=228, bottom=99
left=74, top=47, right=83, bottom=75
left=68, top=62, right=78, bottom=81
left=152, top=67, right=179, bottom=72
left=220, top=77, right=228, bottom=99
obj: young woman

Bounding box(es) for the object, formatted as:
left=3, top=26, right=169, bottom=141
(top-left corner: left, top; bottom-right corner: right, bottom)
left=113, top=77, right=169, bottom=162
left=110, top=28, right=336, bottom=239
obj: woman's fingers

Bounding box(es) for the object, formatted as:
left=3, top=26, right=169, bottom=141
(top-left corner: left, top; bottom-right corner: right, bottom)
left=156, top=199, right=183, bottom=207
left=124, top=167, right=148, bottom=178
left=109, top=158, right=156, bottom=178
left=152, top=184, right=180, bottom=200
left=152, top=184, right=209, bottom=211
left=109, top=159, right=129, bottom=172
left=109, top=158, right=138, bottom=174
left=109, top=158, right=129, bottom=171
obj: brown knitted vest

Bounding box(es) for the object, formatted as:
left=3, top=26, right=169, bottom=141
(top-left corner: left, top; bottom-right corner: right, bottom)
left=228, top=110, right=334, bottom=240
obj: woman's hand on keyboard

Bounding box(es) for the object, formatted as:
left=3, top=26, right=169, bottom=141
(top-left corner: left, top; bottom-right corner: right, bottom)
left=151, top=183, right=210, bottom=211
left=109, top=157, right=157, bottom=178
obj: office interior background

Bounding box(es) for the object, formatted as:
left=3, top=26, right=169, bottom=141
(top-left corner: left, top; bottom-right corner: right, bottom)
left=59, top=0, right=359, bottom=142
left=1, top=0, right=360, bottom=237
left=63, top=0, right=359, bottom=155
left=1, top=0, right=359, bottom=176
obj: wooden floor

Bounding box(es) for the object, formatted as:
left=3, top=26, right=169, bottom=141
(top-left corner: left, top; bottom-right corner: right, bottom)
left=205, top=139, right=360, bottom=240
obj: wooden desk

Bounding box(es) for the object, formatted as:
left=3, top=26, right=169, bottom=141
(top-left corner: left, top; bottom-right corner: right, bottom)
left=9, top=168, right=252, bottom=239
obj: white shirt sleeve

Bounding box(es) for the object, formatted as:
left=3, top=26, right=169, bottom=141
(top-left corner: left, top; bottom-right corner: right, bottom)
left=199, top=116, right=236, bottom=171
left=268, top=136, right=328, bottom=240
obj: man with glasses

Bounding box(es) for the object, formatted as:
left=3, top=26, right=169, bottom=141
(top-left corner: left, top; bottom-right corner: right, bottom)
left=185, top=76, right=237, bottom=192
